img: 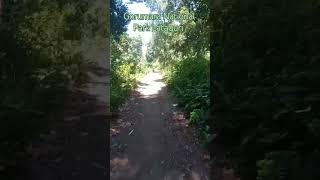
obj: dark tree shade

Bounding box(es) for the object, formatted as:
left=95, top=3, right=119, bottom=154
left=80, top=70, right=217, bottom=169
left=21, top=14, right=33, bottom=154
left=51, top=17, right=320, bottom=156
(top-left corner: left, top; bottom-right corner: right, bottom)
left=111, top=0, right=130, bottom=39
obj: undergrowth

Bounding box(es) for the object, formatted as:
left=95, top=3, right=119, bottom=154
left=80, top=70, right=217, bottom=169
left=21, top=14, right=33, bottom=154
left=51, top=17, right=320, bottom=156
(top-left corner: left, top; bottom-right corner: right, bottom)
left=162, top=56, right=211, bottom=143
left=110, top=34, right=150, bottom=112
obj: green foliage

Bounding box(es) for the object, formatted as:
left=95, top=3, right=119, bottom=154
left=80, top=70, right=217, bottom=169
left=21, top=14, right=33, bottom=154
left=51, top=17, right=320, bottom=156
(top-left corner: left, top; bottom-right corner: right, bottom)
left=161, top=55, right=211, bottom=144
left=189, top=108, right=211, bottom=143
left=111, top=34, right=149, bottom=111
left=109, top=0, right=148, bottom=112
left=210, top=0, right=320, bottom=179
left=164, top=56, right=210, bottom=113
left=111, top=0, right=130, bottom=39
left=257, top=159, right=280, bottom=180
left=257, top=159, right=284, bottom=180
left=0, top=0, right=104, bottom=141
left=257, top=151, right=320, bottom=180
left=147, top=0, right=210, bottom=142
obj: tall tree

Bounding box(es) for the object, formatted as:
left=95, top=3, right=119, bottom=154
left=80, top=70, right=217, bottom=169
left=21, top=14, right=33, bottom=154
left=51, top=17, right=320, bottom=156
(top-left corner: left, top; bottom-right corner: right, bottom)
left=111, top=0, right=130, bottom=39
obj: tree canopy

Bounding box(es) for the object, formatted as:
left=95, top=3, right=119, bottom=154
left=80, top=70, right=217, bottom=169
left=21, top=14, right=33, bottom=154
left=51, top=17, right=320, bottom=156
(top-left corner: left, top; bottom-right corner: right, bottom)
left=111, top=0, right=130, bottom=39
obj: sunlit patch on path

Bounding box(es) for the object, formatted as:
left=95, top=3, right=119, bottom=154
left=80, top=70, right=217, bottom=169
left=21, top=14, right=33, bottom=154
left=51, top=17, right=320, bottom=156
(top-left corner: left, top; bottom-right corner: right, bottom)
left=110, top=71, right=209, bottom=180
left=136, top=71, right=166, bottom=97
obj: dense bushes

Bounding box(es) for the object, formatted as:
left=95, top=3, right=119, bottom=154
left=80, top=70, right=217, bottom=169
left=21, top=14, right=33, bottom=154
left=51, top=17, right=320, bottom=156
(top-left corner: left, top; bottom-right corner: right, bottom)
left=0, top=0, right=103, bottom=141
left=110, top=0, right=150, bottom=112
left=210, top=0, right=320, bottom=179
left=111, top=35, right=149, bottom=111
left=163, top=56, right=210, bottom=142
left=146, top=0, right=210, bottom=142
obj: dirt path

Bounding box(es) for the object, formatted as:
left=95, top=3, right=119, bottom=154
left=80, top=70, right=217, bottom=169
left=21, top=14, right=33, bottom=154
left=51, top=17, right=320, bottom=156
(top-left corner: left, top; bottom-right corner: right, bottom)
left=110, top=71, right=210, bottom=180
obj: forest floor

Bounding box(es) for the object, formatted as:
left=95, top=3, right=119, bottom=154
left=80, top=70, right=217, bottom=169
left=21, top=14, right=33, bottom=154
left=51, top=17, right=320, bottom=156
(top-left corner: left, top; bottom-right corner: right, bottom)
left=0, top=89, right=108, bottom=179
left=0, top=70, right=243, bottom=180
left=110, top=71, right=210, bottom=180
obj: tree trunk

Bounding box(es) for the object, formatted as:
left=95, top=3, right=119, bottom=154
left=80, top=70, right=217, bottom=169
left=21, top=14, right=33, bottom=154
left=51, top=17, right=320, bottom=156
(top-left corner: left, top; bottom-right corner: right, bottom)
left=82, top=0, right=111, bottom=116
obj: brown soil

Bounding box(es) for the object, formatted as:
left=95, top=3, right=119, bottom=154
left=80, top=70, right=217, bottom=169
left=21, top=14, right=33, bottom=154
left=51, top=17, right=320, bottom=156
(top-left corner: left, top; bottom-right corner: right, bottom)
left=0, top=90, right=108, bottom=180
left=110, top=71, right=210, bottom=180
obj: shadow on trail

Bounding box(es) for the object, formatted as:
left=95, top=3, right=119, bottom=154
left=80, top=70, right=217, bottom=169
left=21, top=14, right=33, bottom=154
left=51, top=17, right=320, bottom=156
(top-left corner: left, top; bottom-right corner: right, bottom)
left=153, top=78, right=164, bottom=83
left=110, top=72, right=209, bottom=180
left=1, top=90, right=108, bottom=180
left=137, top=82, right=149, bottom=87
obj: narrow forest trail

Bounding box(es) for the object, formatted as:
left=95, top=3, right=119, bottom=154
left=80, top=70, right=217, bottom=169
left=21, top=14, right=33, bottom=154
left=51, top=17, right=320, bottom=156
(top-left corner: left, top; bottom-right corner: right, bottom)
left=110, top=71, right=210, bottom=180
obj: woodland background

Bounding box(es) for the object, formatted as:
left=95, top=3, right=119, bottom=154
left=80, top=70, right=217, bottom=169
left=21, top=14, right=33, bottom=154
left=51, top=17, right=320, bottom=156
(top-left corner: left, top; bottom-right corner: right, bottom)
left=0, top=0, right=319, bottom=179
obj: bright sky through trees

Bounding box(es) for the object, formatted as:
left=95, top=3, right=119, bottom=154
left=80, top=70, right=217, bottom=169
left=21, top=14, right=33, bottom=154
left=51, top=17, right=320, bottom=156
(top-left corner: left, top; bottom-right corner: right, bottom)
left=123, top=0, right=153, bottom=59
